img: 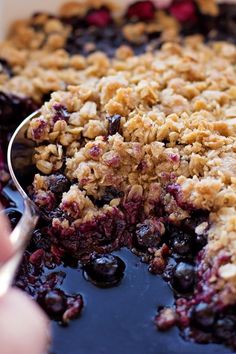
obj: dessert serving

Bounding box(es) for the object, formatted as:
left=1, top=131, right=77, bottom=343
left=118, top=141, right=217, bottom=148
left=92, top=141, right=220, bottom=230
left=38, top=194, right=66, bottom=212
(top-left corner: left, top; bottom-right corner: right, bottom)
left=2, top=0, right=236, bottom=352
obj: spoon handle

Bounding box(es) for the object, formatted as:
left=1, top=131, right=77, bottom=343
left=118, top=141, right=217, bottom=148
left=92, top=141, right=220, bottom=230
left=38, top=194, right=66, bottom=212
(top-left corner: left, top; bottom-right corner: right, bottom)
left=0, top=199, right=38, bottom=296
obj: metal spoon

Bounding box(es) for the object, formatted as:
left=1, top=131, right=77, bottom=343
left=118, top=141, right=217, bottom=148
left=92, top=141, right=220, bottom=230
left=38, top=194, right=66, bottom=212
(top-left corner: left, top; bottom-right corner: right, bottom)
left=0, top=111, right=41, bottom=296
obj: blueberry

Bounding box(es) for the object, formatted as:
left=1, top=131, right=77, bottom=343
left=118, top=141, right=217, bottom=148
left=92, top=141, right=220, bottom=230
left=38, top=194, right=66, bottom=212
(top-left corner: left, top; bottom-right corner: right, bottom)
left=95, top=187, right=124, bottom=207
left=191, top=302, right=216, bottom=330
left=41, top=289, right=67, bottom=316
left=172, top=262, right=195, bottom=293
left=48, top=174, right=70, bottom=194
left=107, top=114, right=121, bottom=135
left=171, top=232, right=192, bottom=256
left=214, top=317, right=235, bottom=339
left=83, top=254, right=125, bottom=287
left=136, top=224, right=161, bottom=248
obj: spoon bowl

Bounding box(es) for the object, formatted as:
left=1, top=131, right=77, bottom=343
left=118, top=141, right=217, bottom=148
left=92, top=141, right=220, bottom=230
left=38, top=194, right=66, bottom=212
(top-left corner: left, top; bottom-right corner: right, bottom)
left=0, top=111, right=41, bottom=296
left=7, top=111, right=40, bottom=198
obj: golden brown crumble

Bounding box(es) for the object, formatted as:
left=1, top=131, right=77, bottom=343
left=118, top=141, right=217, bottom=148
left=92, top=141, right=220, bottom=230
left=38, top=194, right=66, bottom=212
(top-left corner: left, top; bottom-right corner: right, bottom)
left=0, top=2, right=181, bottom=102
left=196, top=0, right=219, bottom=16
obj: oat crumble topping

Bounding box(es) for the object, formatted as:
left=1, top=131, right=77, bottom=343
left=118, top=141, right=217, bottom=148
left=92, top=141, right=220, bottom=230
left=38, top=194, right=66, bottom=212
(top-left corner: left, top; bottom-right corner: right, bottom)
left=25, top=34, right=236, bottom=306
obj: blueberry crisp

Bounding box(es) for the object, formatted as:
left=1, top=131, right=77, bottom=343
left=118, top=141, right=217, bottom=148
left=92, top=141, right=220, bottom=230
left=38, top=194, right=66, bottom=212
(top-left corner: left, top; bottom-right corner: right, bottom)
left=2, top=0, right=236, bottom=349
